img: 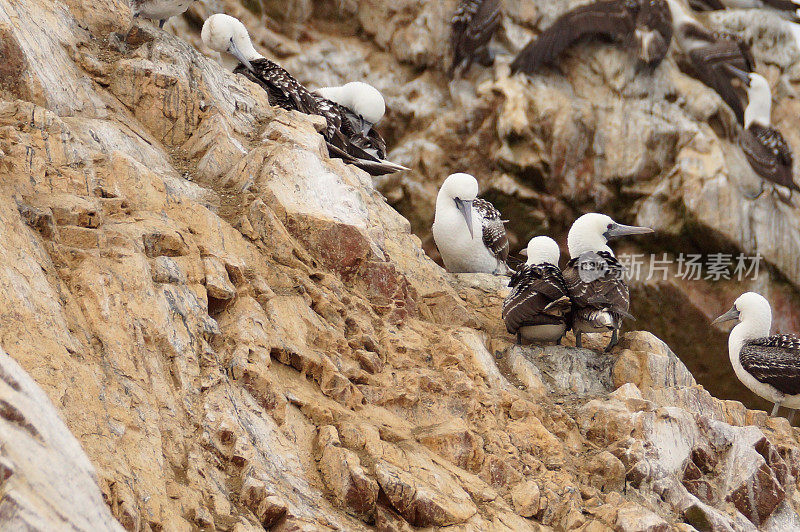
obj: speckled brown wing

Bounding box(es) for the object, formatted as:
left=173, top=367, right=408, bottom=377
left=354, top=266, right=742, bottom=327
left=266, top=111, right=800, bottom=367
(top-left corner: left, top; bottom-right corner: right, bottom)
left=740, top=124, right=798, bottom=191
left=502, top=264, right=572, bottom=333
left=510, top=0, right=638, bottom=73
left=562, top=251, right=631, bottom=319
left=473, top=198, right=509, bottom=265
left=741, top=335, right=800, bottom=396
left=450, top=0, right=503, bottom=75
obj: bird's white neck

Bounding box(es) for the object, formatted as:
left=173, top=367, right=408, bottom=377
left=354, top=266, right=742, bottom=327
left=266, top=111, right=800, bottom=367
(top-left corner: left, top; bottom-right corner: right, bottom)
left=729, top=312, right=771, bottom=363
left=235, top=37, right=263, bottom=62
left=744, top=91, right=772, bottom=129
left=567, top=236, right=612, bottom=259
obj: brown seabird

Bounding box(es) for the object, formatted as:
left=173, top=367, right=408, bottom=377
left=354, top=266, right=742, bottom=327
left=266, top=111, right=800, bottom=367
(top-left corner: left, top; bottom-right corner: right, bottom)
left=713, top=292, right=800, bottom=422
left=432, top=173, right=511, bottom=274
left=502, top=236, right=572, bottom=345
left=201, top=14, right=408, bottom=176
left=726, top=66, right=798, bottom=199
left=450, top=0, right=504, bottom=77
left=510, top=0, right=673, bottom=74
left=562, top=213, right=653, bottom=351
left=666, top=0, right=755, bottom=124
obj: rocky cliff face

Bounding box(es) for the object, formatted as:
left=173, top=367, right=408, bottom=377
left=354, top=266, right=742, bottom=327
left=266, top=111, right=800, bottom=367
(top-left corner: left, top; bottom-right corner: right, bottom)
left=2, top=0, right=800, bottom=530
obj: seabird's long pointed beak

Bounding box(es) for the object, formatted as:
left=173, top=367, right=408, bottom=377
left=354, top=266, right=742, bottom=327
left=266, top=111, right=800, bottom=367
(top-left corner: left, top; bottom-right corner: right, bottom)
left=359, top=116, right=372, bottom=136
left=455, top=198, right=474, bottom=239
left=604, top=223, right=654, bottom=239
left=228, top=38, right=253, bottom=72
left=519, top=249, right=528, bottom=257
left=712, top=306, right=740, bottom=325
left=724, top=64, right=751, bottom=87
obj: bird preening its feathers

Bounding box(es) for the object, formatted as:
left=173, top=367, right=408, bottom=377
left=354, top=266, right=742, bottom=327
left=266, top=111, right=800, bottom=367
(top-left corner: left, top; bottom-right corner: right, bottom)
left=201, top=14, right=407, bottom=176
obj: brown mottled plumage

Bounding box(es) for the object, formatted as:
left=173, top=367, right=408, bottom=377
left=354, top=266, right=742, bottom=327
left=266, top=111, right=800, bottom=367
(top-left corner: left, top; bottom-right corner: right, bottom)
left=450, top=0, right=503, bottom=76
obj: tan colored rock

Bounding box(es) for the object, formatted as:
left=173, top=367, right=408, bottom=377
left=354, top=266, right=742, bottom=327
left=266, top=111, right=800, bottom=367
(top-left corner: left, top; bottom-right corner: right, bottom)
left=511, top=479, right=541, bottom=518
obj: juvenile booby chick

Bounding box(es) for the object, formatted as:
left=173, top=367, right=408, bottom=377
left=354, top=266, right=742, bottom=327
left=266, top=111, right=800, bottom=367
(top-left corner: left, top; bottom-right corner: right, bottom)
left=503, top=237, right=573, bottom=345
left=726, top=67, right=798, bottom=198
left=450, top=0, right=503, bottom=77
left=201, top=14, right=407, bottom=176
left=130, top=0, right=194, bottom=30
left=432, top=173, right=511, bottom=274
left=315, top=82, right=388, bottom=159
left=666, top=0, right=755, bottom=124
left=510, top=0, right=673, bottom=74
left=713, top=292, right=800, bottom=421
left=562, top=213, right=653, bottom=351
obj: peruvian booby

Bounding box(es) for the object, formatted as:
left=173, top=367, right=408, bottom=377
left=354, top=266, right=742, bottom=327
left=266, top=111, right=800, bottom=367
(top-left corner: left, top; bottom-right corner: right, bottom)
left=502, top=237, right=573, bottom=345
left=713, top=292, right=800, bottom=421
left=562, top=213, right=653, bottom=351
left=201, top=14, right=408, bottom=176
left=432, top=173, right=511, bottom=274
left=666, top=0, right=755, bottom=124
left=510, top=0, right=673, bottom=74
left=450, top=0, right=503, bottom=77
left=315, top=82, right=388, bottom=160
left=726, top=66, right=798, bottom=199
left=130, top=0, right=194, bottom=30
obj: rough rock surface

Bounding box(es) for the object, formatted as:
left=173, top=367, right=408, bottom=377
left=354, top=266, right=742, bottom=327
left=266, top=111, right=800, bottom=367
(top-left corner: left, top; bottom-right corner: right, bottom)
left=2, top=0, right=800, bottom=531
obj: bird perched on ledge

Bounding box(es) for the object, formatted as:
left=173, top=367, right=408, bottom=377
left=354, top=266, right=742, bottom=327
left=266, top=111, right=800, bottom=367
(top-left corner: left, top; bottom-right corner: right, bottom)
left=450, top=0, right=503, bottom=77
left=713, top=292, right=800, bottom=422
left=510, top=0, right=673, bottom=74
left=503, top=237, right=572, bottom=345
left=726, top=66, right=798, bottom=200
left=201, top=14, right=408, bottom=176
left=432, top=173, right=511, bottom=274
left=130, top=0, right=195, bottom=30
left=562, top=213, right=653, bottom=351
left=315, top=82, right=388, bottom=160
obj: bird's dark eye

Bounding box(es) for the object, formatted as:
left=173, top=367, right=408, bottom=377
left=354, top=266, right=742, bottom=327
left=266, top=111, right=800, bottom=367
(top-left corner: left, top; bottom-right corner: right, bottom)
left=607, top=223, right=613, bottom=229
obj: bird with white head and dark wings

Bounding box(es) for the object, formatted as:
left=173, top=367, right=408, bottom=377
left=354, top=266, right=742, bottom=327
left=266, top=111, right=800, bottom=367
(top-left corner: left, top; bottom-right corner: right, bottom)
left=503, top=236, right=573, bottom=345
left=510, top=0, right=674, bottom=74
left=713, top=292, right=800, bottom=423
left=725, top=66, right=798, bottom=200
left=449, top=0, right=503, bottom=77
left=432, top=173, right=511, bottom=275
left=200, top=14, right=407, bottom=176
left=562, top=213, right=654, bottom=351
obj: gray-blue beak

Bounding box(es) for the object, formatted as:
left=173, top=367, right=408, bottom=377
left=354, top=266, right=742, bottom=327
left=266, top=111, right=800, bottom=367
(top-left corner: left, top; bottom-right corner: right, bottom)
left=712, top=306, right=740, bottom=325
left=604, top=223, right=654, bottom=240
left=455, top=198, right=474, bottom=239
left=228, top=38, right=253, bottom=72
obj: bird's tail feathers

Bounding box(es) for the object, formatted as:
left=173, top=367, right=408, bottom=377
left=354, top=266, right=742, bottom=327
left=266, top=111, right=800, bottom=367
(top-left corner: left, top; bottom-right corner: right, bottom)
left=543, top=295, right=573, bottom=316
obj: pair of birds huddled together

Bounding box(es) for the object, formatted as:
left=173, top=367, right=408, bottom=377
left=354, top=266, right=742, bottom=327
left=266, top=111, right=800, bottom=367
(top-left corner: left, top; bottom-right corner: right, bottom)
left=126, top=1, right=407, bottom=176
left=434, top=174, right=800, bottom=423
left=432, top=173, right=653, bottom=351
left=503, top=0, right=798, bottom=199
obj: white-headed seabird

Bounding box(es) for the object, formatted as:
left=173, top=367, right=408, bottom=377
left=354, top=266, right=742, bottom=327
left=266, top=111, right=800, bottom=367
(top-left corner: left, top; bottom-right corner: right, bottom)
left=130, top=0, right=195, bottom=30
left=502, top=236, right=573, bottom=345
left=713, top=292, right=800, bottom=422
left=562, top=213, right=653, bottom=351
left=449, top=0, right=503, bottom=77
left=432, top=173, right=511, bottom=274
left=315, top=82, right=388, bottom=160
left=510, top=0, right=673, bottom=74
left=726, top=66, right=798, bottom=199
left=666, top=0, right=755, bottom=124
left=201, top=14, right=408, bottom=176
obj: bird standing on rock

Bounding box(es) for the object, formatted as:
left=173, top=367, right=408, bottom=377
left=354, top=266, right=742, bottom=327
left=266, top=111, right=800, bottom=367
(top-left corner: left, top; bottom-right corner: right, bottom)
left=726, top=66, right=798, bottom=200
left=503, top=236, right=572, bottom=345
left=127, top=0, right=195, bottom=40
left=200, top=14, right=408, bottom=176
left=315, top=82, right=388, bottom=160
left=713, top=292, right=800, bottom=422
left=432, top=173, right=511, bottom=275
left=562, top=213, right=653, bottom=351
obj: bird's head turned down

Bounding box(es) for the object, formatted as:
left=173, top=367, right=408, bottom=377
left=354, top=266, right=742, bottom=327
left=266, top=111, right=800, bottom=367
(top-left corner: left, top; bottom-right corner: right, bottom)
left=201, top=14, right=260, bottom=71
left=438, top=173, right=479, bottom=238
left=317, top=82, right=386, bottom=128
left=567, top=213, right=653, bottom=259
left=522, top=236, right=560, bottom=266
left=726, top=66, right=772, bottom=128
left=712, top=292, right=772, bottom=329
